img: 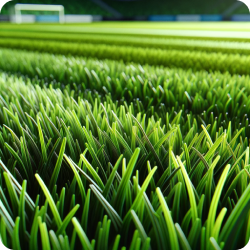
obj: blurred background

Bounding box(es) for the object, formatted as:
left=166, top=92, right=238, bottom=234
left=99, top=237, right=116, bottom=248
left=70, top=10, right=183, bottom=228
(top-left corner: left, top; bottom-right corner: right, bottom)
left=0, top=0, right=250, bottom=23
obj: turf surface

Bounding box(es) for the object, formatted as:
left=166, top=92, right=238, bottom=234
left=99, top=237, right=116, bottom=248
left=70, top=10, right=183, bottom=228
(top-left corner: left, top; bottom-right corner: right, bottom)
left=0, top=22, right=250, bottom=250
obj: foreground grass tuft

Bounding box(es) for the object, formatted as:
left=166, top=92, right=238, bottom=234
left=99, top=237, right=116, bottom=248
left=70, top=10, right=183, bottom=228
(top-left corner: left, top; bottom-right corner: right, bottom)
left=0, top=72, right=250, bottom=249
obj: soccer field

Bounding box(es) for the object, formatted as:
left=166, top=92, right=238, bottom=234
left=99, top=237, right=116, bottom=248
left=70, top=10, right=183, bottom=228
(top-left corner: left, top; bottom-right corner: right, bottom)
left=1, top=21, right=250, bottom=250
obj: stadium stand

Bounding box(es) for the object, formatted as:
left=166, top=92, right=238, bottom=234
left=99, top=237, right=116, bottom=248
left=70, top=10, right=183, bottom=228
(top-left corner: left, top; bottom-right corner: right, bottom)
left=1, top=0, right=111, bottom=16
left=230, top=3, right=250, bottom=14
left=101, top=0, right=236, bottom=17
left=1, top=0, right=238, bottom=17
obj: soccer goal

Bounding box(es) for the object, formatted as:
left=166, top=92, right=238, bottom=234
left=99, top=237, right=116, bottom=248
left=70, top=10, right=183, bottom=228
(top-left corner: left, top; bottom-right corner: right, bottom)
left=13, top=4, right=65, bottom=24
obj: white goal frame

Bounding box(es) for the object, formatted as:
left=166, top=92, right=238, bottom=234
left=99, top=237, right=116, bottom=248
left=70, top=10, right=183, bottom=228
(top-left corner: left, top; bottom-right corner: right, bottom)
left=14, top=4, right=65, bottom=24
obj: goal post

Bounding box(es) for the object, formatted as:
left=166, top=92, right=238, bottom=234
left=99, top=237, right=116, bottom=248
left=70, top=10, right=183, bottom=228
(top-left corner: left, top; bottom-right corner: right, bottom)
left=14, top=4, right=65, bottom=24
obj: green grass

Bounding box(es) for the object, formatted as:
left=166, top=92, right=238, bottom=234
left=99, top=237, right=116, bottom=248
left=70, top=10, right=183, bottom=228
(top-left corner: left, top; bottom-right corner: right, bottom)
left=1, top=39, right=250, bottom=75
left=0, top=72, right=249, bottom=249
left=3, top=23, right=250, bottom=40
left=0, top=67, right=249, bottom=249
left=0, top=22, right=250, bottom=250
left=4, top=22, right=250, bottom=31
left=2, top=32, right=250, bottom=54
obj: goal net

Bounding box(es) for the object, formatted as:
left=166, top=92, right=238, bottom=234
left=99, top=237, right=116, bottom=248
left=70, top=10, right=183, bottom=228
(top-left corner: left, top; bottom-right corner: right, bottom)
left=13, top=4, right=65, bottom=24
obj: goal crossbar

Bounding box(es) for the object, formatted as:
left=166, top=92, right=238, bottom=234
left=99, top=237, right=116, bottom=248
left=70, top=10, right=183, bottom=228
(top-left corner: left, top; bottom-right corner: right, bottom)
left=14, top=4, right=65, bottom=23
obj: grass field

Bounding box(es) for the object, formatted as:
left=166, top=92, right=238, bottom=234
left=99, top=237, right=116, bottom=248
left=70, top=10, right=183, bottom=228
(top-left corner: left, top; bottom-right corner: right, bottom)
left=4, top=22, right=250, bottom=31
left=0, top=22, right=250, bottom=250
left=3, top=22, right=250, bottom=40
